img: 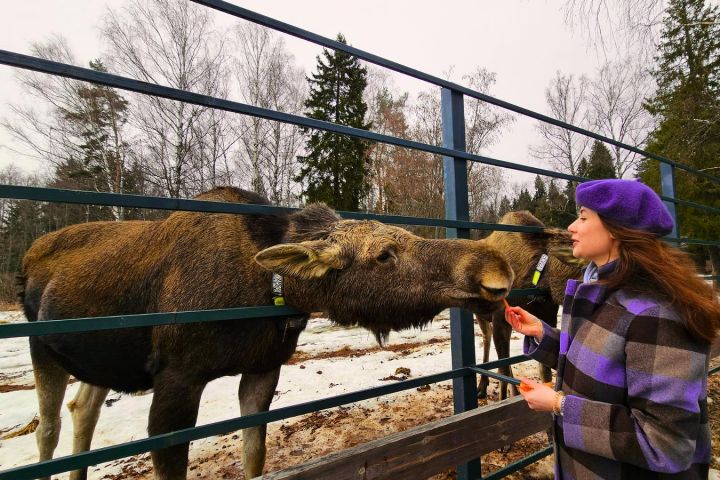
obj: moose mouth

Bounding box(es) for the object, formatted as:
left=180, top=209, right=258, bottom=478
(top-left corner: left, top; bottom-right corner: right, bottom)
left=442, top=288, right=506, bottom=315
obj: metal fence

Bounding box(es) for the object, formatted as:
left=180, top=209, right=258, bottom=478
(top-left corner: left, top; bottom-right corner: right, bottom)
left=0, top=1, right=719, bottom=479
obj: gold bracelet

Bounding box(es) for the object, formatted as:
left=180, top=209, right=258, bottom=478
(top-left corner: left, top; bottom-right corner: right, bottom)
left=553, top=392, right=566, bottom=416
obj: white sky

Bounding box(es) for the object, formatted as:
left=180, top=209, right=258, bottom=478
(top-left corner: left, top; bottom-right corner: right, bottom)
left=0, top=0, right=611, bottom=186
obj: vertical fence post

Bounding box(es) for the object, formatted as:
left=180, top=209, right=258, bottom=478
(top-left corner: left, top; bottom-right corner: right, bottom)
left=441, top=87, right=481, bottom=480
left=660, top=162, right=679, bottom=238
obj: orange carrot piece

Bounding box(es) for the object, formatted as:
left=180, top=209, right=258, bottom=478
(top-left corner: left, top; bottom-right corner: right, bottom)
left=518, top=381, right=554, bottom=392
left=502, top=298, right=511, bottom=309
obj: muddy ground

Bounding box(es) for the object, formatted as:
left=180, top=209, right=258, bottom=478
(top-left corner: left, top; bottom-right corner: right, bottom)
left=93, top=346, right=720, bottom=480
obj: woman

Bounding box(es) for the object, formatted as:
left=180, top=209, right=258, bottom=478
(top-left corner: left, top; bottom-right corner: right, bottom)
left=506, top=178, right=719, bottom=479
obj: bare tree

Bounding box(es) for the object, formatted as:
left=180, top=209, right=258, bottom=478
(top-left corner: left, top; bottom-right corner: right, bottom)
left=231, top=23, right=306, bottom=206
left=102, top=0, right=229, bottom=198
left=462, top=69, right=513, bottom=222
left=530, top=72, right=592, bottom=176
left=562, top=0, right=667, bottom=59
left=363, top=67, right=410, bottom=213
left=2, top=37, right=83, bottom=167
left=588, top=61, right=655, bottom=177
left=388, top=67, right=513, bottom=229
left=1, top=36, right=134, bottom=220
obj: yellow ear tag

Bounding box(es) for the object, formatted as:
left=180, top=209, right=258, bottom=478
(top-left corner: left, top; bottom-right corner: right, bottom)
left=274, top=297, right=285, bottom=306
left=532, top=270, right=541, bottom=286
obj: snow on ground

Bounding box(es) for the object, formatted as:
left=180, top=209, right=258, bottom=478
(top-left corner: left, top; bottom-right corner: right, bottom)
left=0, top=309, right=535, bottom=478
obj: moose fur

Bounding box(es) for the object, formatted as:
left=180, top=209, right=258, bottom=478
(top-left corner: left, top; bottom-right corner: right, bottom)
left=19, top=186, right=514, bottom=480
left=476, top=211, right=583, bottom=400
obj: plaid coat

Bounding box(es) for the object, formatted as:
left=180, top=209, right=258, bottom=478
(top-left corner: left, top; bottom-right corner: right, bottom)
left=525, top=261, right=711, bottom=479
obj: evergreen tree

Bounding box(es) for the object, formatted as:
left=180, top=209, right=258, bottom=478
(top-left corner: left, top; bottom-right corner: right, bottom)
left=54, top=59, right=139, bottom=220
left=546, top=179, right=569, bottom=227
left=639, top=0, right=720, bottom=282
left=577, top=157, right=589, bottom=178
left=585, top=141, right=617, bottom=179
left=497, top=195, right=512, bottom=219
left=561, top=181, right=579, bottom=227
left=512, top=188, right=534, bottom=212
left=532, top=175, right=551, bottom=222
left=297, top=34, right=371, bottom=210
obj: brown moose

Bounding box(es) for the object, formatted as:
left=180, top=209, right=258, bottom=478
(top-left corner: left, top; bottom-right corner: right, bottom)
left=476, top=211, right=583, bottom=400
left=19, top=186, right=514, bottom=480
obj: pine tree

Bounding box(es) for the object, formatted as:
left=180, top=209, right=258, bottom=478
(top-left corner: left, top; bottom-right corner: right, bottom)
left=561, top=181, right=579, bottom=227
left=546, top=179, right=569, bottom=227
left=297, top=34, right=371, bottom=210
left=512, top=188, right=534, bottom=212
left=585, top=141, right=617, bottom=179
left=639, top=0, right=720, bottom=282
left=532, top=175, right=550, bottom=222
left=54, top=59, right=139, bottom=220
left=497, top=195, right=512, bottom=219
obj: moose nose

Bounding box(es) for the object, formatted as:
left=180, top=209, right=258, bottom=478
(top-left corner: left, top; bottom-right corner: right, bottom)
left=481, top=285, right=509, bottom=300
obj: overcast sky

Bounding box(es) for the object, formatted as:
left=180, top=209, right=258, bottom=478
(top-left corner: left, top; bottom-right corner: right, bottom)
left=0, top=0, right=617, bottom=186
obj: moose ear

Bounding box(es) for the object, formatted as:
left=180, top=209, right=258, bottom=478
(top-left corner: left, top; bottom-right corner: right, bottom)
left=551, top=246, right=587, bottom=267
left=254, top=240, right=346, bottom=279
left=543, top=228, right=587, bottom=267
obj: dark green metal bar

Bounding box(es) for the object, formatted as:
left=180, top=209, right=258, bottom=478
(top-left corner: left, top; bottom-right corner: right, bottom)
left=0, top=184, right=559, bottom=233
left=0, top=184, right=296, bottom=214
left=4, top=183, right=717, bottom=243
left=0, top=290, right=547, bottom=339
left=472, top=354, right=530, bottom=371
left=468, top=366, right=521, bottom=386
left=508, top=288, right=549, bottom=298
left=479, top=446, right=554, bottom=480
left=710, top=364, right=720, bottom=376
left=0, top=368, right=467, bottom=480
left=192, top=0, right=720, bottom=186
left=442, top=87, right=480, bottom=480
left=0, top=306, right=301, bottom=338
left=661, top=195, right=720, bottom=216
left=664, top=237, right=720, bottom=247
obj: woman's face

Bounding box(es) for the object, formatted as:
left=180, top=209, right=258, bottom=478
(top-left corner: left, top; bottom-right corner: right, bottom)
left=568, top=207, right=619, bottom=266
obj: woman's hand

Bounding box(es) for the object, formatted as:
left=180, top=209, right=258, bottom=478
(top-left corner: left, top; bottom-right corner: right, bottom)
left=517, top=377, right=557, bottom=412
left=504, top=306, right=543, bottom=341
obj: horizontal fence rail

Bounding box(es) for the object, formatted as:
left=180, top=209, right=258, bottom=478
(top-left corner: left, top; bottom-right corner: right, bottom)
left=3, top=184, right=718, bottom=247
left=0, top=291, right=545, bottom=339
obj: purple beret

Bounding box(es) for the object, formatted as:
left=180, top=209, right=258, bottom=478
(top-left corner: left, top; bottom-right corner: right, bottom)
left=575, top=179, right=674, bottom=236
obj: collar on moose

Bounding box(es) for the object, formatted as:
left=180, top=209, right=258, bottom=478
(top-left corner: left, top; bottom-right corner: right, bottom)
left=272, top=273, right=285, bottom=306
left=531, top=253, right=549, bottom=286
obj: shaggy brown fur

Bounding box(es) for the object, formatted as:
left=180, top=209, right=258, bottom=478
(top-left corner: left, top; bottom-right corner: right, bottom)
left=477, top=211, right=583, bottom=400
left=20, top=186, right=514, bottom=480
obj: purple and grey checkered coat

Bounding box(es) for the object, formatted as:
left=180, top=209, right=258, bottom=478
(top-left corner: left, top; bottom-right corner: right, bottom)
left=525, top=262, right=711, bottom=479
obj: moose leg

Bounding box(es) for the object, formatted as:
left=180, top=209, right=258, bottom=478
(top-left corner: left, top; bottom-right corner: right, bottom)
left=476, top=315, right=492, bottom=399
left=492, top=316, right=518, bottom=401
left=148, top=373, right=205, bottom=480
left=238, top=367, right=281, bottom=479
left=67, top=383, right=110, bottom=480
left=30, top=338, right=70, bottom=480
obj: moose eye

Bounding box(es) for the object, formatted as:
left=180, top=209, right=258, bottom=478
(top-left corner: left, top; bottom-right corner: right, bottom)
left=376, top=250, right=394, bottom=263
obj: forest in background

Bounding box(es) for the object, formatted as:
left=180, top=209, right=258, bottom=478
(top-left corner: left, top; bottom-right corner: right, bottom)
left=0, top=0, right=717, bottom=303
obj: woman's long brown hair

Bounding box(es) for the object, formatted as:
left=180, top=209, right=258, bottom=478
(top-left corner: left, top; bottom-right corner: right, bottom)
left=600, top=218, right=720, bottom=345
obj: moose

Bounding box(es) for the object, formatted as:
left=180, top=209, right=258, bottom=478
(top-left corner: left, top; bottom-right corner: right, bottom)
left=476, top=211, right=583, bottom=400
left=19, top=186, right=514, bottom=480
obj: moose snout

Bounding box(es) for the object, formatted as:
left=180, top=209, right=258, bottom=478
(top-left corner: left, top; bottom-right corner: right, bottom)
left=480, top=284, right=509, bottom=300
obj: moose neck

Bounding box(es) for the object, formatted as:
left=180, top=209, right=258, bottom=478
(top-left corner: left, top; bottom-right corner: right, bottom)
left=276, top=203, right=341, bottom=314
